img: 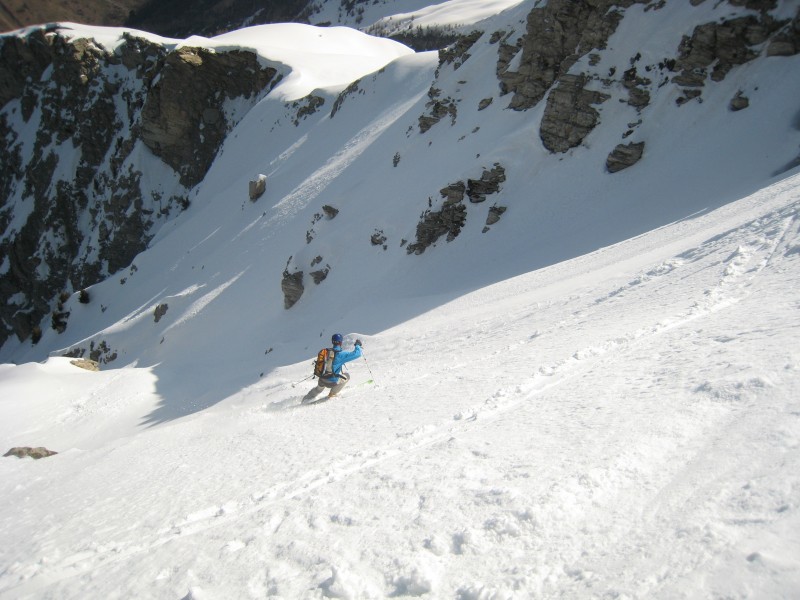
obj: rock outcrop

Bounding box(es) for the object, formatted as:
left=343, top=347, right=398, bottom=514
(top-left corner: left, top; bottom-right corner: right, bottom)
left=408, top=165, right=506, bottom=254
left=141, top=46, right=278, bottom=187
left=466, top=165, right=506, bottom=203
left=672, top=10, right=794, bottom=102
left=4, top=446, right=58, bottom=459
left=418, top=86, right=458, bottom=133
left=606, top=141, right=645, bottom=173
left=154, top=303, right=169, bottom=323
left=0, top=26, right=280, bottom=348
left=767, top=10, right=800, bottom=56
left=407, top=203, right=468, bottom=255
left=249, top=175, right=267, bottom=200
left=498, top=0, right=647, bottom=112
left=282, top=270, right=304, bottom=309
left=540, top=74, right=610, bottom=153
left=483, top=205, right=507, bottom=233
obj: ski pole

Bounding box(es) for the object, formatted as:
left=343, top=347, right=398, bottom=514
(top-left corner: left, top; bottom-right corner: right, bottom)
left=291, top=374, right=315, bottom=388
left=362, top=353, right=377, bottom=385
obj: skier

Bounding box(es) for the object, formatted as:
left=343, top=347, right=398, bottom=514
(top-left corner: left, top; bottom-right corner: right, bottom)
left=303, top=334, right=363, bottom=402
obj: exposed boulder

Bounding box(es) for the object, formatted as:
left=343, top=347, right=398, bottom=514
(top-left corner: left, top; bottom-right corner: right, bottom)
left=310, top=267, right=330, bottom=284
left=439, top=182, right=466, bottom=204
left=282, top=270, right=304, bottom=309
left=154, top=303, right=169, bottom=323
left=249, top=174, right=267, bottom=200
left=730, top=91, right=750, bottom=111
left=371, top=230, right=388, bottom=247
left=622, top=65, right=651, bottom=110
left=309, top=255, right=330, bottom=284
left=487, top=205, right=507, bottom=225
left=467, top=165, right=506, bottom=203
left=4, top=446, right=58, bottom=459
left=483, top=205, right=508, bottom=233
left=540, top=74, right=610, bottom=153
left=606, top=141, right=646, bottom=173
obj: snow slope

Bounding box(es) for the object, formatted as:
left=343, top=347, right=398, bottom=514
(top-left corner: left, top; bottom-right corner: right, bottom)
left=1, top=168, right=798, bottom=599
left=1, top=0, right=800, bottom=597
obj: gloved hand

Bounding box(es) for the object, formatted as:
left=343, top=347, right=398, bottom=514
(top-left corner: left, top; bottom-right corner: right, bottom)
left=355, top=339, right=362, bottom=347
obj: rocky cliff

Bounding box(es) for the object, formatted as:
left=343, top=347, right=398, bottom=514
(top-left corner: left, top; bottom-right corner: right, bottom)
left=0, top=25, right=279, bottom=348
left=392, top=0, right=798, bottom=283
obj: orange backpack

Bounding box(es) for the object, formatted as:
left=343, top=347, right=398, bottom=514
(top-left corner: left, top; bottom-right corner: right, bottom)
left=313, top=347, right=337, bottom=378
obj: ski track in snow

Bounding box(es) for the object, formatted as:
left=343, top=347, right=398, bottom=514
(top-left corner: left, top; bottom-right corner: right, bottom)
left=4, top=189, right=797, bottom=598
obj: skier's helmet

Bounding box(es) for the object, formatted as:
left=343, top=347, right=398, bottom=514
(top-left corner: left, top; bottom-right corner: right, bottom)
left=332, top=333, right=343, bottom=344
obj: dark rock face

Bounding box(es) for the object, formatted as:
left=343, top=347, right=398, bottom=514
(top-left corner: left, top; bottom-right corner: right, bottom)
left=483, top=205, right=507, bottom=233
left=540, top=74, right=610, bottom=153
left=141, top=46, right=278, bottom=187
left=496, top=1, right=646, bottom=153
left=606, top=141, right=645, bottom=173
left=407, top=203, right=467, bottom=255
left=498, top=0, right=645, bottom=112
left=408, top=165, right=506, bottom=254
left=467, top=165, right=506, bottom=203
left=0, top=29, right=157, bottom=346
left=250, top=175, right=267, bottom=200
left=674, top=17, right=771, bottom=85
left=438, top=30, right=483, bottom=71
left=439, top=182, right=466, bottom=204
left=730, top=91, right=750, bottom=111
left=310, top=267, right=330, bottom=284
left=622, top=65, right=651, bottom=110
left=282, top=270, right=304, bottom=309
left=767, top=9, right=800, bottom=56
left=154, top=303, right=169, bottom=323
left=0, top=28, right=57, bottom=109
left=418, top=87, right=458, bottom=133
left=672, top=10, right=793, bottom=105
left=291, top=95, right=325, bottom=126
left=0, top=26, right=280, bottom=348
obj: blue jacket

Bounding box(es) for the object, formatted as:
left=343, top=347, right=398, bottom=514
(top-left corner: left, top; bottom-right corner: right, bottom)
left=324, top=344, right=362, bottom=383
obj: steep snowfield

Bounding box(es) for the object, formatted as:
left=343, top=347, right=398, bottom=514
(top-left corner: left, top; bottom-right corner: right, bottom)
left=1, top=170, right=798, bottom=599
left=2, top=0, right=800, bottom=597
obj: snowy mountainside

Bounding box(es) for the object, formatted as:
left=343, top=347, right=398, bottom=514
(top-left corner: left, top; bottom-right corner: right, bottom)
left=3, top=0, right=797, bottom=371
left=0, top=0, right=799, bottom=597
left=0, top=163, right=798, bottom=599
